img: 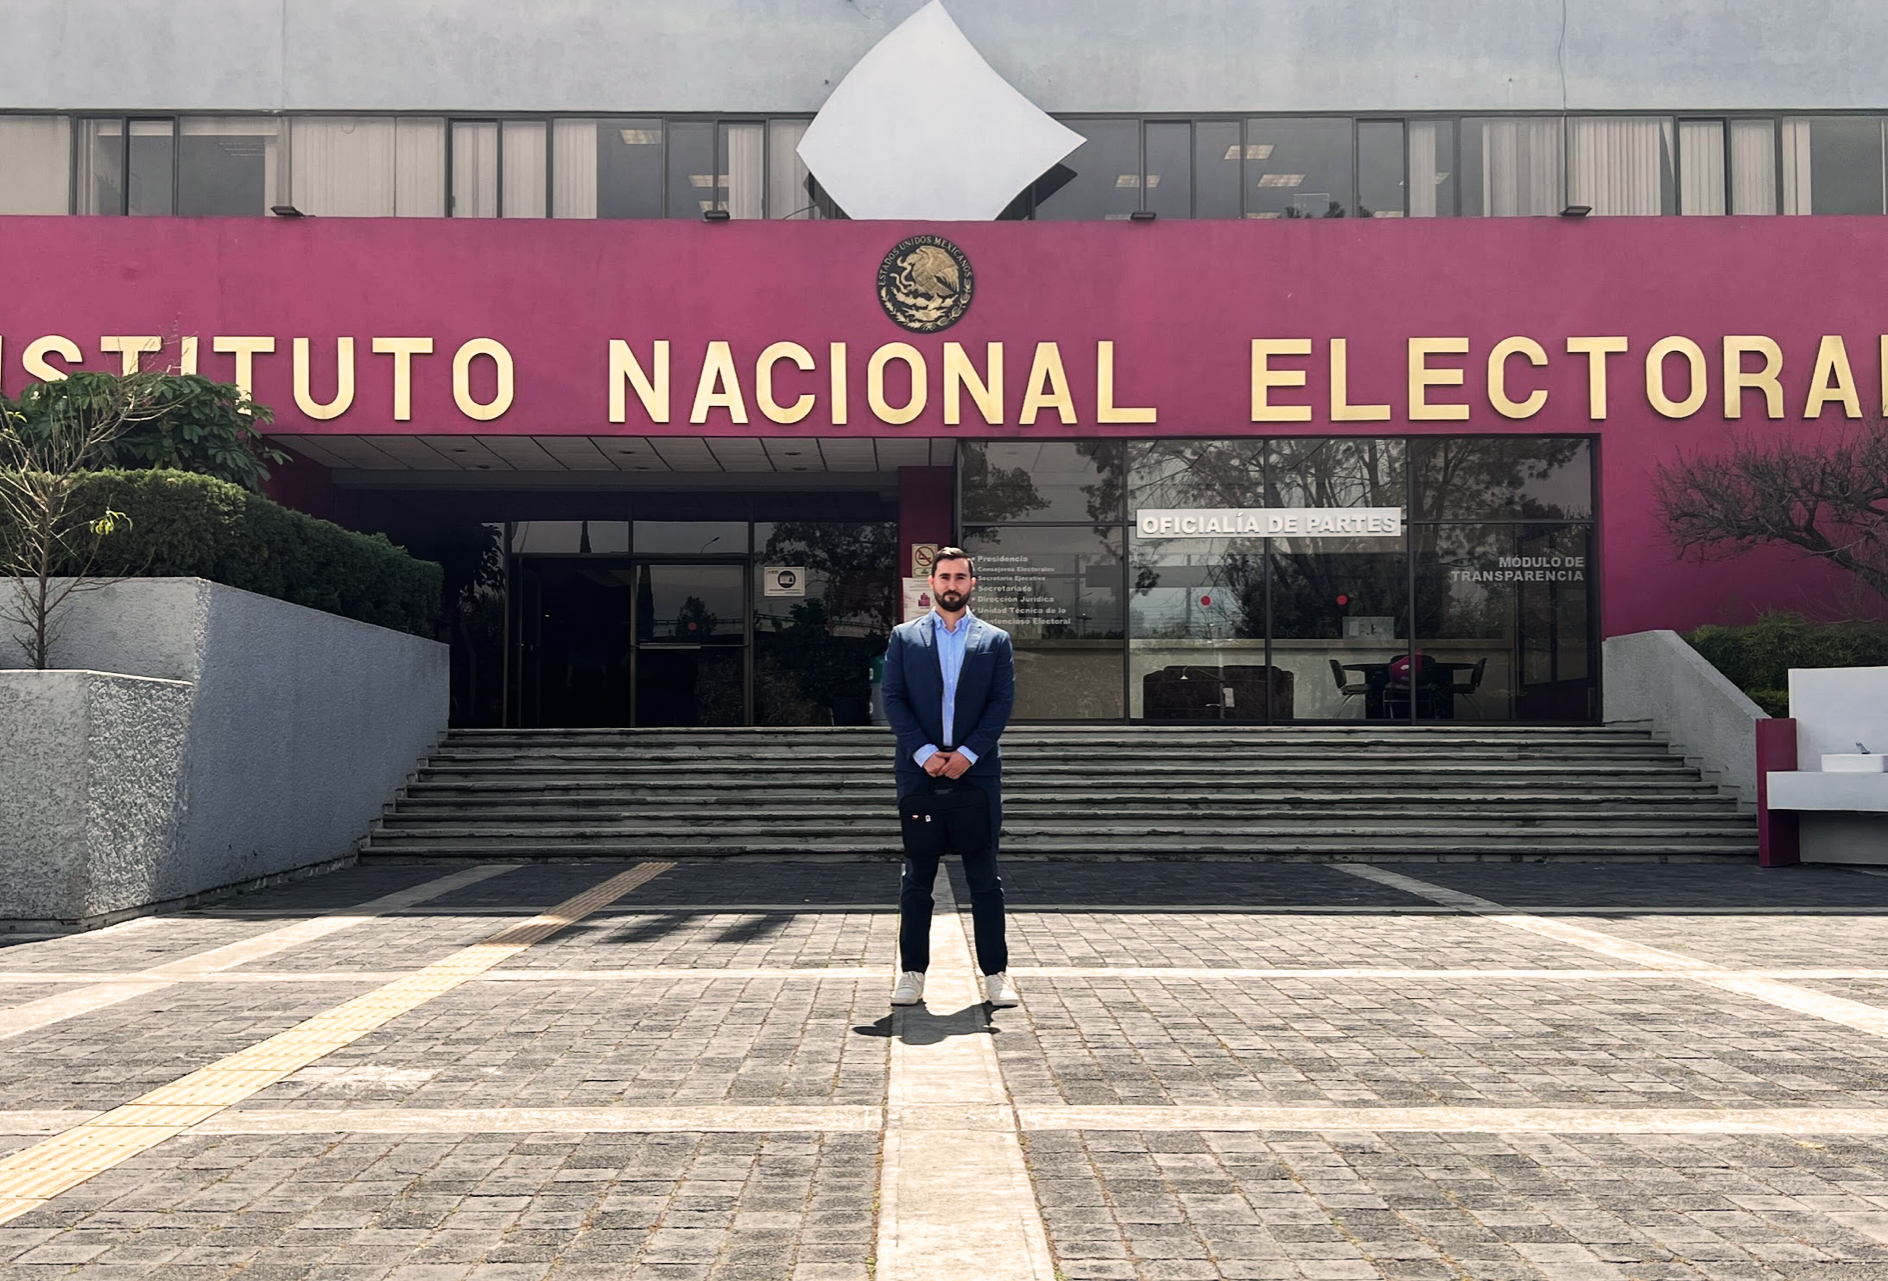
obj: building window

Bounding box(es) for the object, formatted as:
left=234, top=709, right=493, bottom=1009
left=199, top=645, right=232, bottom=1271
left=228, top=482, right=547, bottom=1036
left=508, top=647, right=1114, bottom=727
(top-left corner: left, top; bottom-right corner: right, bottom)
left=1783, top=116, right=1886, bottom=214
left=664, top=120, right=716, bottom=219
left=1731, top=119, right=1779, bottom=214
left=1035, top=118, right=1142, bottom=220
left=1678, top=119, right=1727, bottom=215
left=290, top=117, right=444, bottom=216
left=1459, top=117, right=1563, bottom=216
left=448, top=119, right=547, bottom=217
left=1194, top=120, right=1243, bottom=219
left=1357, top=119, right=1406, bottom=217
left=1568, top=117, right=1675, bottom=216
left=1245, top=117, right=1353, bottom=218
left=0, top=115, right=71, bottom=214
left=178, top=117, right=281, bottom=216
left=79, top=118, right=174, bottom=215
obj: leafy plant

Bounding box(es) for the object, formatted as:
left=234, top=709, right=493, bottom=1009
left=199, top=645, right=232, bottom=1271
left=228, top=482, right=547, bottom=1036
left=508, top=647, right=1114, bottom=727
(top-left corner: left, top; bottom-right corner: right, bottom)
left=1686, top=612, right=1888, bottom=715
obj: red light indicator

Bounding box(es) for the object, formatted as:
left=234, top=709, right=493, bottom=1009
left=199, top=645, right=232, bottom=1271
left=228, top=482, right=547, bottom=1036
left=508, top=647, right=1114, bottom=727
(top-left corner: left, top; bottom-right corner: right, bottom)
left=1199, top=595, right=1212, bottom=607
left=1336, top=594, right=1350, bottom=606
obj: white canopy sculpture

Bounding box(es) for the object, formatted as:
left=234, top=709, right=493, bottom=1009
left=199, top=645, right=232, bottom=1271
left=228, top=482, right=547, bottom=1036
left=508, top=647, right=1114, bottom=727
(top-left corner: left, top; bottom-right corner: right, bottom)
left=797, top=1, right=1085, bottom=221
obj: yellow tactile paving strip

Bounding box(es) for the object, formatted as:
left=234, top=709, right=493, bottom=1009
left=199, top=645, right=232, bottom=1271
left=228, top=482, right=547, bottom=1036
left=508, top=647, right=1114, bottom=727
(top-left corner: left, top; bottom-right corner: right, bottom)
left=0, top=862, right=672, bottom=1225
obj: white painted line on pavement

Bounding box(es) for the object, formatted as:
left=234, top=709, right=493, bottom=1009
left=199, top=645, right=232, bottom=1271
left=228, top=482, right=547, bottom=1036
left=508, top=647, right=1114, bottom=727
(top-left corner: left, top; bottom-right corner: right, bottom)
left=876, top=874, right=1056, bottom=1281
left=194, top=1105, right=879, bottom=1134
left=1341, top=863, right=1888, bottom=1044
left=0, top=864, right=515, bottom=1042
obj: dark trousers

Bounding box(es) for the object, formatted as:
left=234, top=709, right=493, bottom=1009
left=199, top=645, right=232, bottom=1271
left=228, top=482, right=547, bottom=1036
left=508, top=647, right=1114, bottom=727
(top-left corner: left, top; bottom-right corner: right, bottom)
left=896, top=775, right=1006, bottom=975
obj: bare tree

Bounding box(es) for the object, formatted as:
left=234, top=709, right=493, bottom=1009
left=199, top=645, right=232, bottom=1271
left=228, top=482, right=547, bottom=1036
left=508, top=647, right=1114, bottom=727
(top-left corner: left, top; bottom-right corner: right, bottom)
left=0, top=372, right=165, bottom=668
left=1653, top=420, right=1888, bottom=608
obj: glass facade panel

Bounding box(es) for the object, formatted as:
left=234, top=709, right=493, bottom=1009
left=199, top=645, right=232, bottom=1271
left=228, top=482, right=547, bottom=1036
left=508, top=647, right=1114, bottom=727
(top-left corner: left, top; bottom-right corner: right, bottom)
left=960, top=526, right=1125, bottom=720
left=290, top=116, right=444, bottom=217
left=1568, top=116, right=1675, bottom=215
left=1271, top=537, right=1410, bottom=720
left=510, top=520, right=630, bottom=555
left=1357, top=119, right=1405, bottom=217
left=962, top=441, right=1125, bottom=524
left=178, top=116, right=279, bottom=216
left=1410, top=437, right=1592, bottom=521
left=720, top=121, right=764, bottom=218
left=1731, top=119, right=1778, bottom=214
left=753, top=521, right=895, bottom=726
left=450, top=120, right=499, bottom=217
left=632, top=520, right=748, bottom=555
left=1783, top=117, right=1885, bottom=214
left=1679, top=119, right=1726, bottom=215
left=1194, top=120, right=1243, bottom=219
left=768, top=118, right=828, bottom=219
left=1035, top=118, right=1141, bottom=220
left=551, top=118, right=598, bottom=217
left=1266, top=437, right=1405, bottom=508
left=1142, top=121, right=1191, bottom=219
left=667, top=120, right=717, bottom=218
left=1407, top=118, right=1456, bottom=217
left=591, top=118, right=665, bottom=219
left=127, top=120, right=175, bottom=216
left=0, top=115, right=71, bottom=214
left=501, top=120, right=548, bottom=218
left=1460, top=117, right=1562, bottom=216
left=1244, top=117, right=1353, bottom=218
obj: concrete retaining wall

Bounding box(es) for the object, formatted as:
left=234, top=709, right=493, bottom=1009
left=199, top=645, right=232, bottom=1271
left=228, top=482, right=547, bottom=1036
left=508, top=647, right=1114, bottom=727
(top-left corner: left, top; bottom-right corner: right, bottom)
left=1604, top=629, right=1767, bottom=810
left=0, top=579, right=448, bottom=923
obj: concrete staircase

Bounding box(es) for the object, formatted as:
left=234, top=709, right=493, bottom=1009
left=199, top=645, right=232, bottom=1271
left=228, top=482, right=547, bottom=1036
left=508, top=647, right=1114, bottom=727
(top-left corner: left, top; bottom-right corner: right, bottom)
left=359, top=725, right=1758, bottom=861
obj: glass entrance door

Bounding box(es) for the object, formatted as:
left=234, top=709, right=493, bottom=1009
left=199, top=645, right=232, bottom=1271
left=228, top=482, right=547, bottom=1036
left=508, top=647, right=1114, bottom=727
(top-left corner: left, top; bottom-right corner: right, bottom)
left=633, top=562, right=748, bottom=727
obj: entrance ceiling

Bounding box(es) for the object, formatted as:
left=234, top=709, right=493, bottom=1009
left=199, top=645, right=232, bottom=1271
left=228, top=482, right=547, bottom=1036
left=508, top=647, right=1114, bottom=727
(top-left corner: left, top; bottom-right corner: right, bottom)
left=273, top=435, right=958, bottom=474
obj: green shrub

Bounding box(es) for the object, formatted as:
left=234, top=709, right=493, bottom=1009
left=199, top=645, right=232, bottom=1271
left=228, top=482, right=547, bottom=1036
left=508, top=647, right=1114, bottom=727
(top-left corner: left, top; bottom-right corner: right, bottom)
left=1686, top=613, right=1888, bottom=713
left=30, top=469, right=441, bottom=635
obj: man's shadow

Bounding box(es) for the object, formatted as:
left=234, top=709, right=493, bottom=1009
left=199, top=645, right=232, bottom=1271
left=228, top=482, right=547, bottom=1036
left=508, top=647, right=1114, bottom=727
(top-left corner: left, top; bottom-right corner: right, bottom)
left=853, top=1004, right=1000, bottom=1044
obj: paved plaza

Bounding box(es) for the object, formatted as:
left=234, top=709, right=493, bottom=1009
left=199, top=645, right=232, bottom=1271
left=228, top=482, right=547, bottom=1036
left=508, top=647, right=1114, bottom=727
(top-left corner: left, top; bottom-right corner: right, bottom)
left=4, top=860, right=1888, bottom=1280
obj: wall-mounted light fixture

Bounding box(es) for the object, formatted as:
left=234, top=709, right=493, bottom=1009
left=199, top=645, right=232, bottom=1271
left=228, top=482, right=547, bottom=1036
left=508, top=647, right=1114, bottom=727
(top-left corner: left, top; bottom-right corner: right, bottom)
left=270, top=204, right=307, bottom=218
left=702, top=208, right=732, bottom=223
left=1559, top=204, right=1592, bottom=219
left=1129, top=209, right=1158, bottom=222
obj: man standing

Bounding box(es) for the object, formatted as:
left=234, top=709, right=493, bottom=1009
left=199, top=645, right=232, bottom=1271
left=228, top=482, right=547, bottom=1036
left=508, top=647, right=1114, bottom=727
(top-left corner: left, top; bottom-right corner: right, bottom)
left=881, top=548, right=1018, bottom=1008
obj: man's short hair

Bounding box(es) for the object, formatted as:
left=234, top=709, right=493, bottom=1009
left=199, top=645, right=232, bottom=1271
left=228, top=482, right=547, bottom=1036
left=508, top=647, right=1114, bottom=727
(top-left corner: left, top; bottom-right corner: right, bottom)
left=931, top=546, right=975, bottom=576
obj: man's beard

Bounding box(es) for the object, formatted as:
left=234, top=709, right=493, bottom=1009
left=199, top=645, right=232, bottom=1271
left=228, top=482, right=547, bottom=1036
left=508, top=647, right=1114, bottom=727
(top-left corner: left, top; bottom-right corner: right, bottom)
left=934, top=588, right=970, bottom=611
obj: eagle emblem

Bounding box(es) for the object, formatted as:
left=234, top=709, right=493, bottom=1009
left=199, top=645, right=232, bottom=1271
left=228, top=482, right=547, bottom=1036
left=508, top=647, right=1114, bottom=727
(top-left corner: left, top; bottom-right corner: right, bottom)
left=877, top=234, right=974, bottom=333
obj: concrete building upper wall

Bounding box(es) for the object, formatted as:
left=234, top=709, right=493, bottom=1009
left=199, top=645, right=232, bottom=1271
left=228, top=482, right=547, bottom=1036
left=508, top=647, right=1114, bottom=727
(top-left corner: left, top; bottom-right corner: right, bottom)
left=1, top=0, right=1883, bottom=115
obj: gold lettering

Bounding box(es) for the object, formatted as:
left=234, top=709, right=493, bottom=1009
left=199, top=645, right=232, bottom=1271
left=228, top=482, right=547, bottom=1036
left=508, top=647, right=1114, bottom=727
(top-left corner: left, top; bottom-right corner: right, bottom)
left=1019, top=342, right=1076, bottom=425
left=293, top=337, right=356, bottom=420
left=689, top=341, right=748, bottom=425
left=212, top=336, right=276, bottom=405
left=1096, top=341, right=1156, bottom=424
left=1329, top=338, right=1390, bottom=422
left=609, top=340, right=669, bottom=425
left=178, top=336, right=198, bottom=376
left=1407, top=337, right=1470, bottom=421
left=756, top=341, right=816, bottom=425
left=829, top=342, right=848, bottom=426
left=1804, top=334, right=1862, bottom=419
left=453, top=338, right=514, bottom=422
left=22, top=335, right=82, bottom=382
left=372, top=337, right=434, bottom=422
left=1645, top=336, right=1707, bottom=418
left=943, top=341, right=1002, bottom=426
left=1487, top=337, right=1548, bottom=419
left=1250, top=338, right=1312, bottom=423
left=868, top=342, right=927, bottom=425
left=1565, top=336, right=1628, bottom=420
left=99, top=335, right=162, bottom=376
left=1722, top=336, right=1783, bottom=419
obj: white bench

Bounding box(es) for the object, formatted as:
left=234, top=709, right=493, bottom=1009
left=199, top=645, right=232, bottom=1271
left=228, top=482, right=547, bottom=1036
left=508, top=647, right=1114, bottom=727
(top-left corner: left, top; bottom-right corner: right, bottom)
left=1761, top=667, right=1888, bottom=865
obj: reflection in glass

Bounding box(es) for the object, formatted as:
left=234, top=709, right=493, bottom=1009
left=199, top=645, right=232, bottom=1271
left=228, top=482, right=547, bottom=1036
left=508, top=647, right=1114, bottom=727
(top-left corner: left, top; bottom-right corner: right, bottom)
left=1410, top=437, right=1591, bottom=522
left=752, top=521, right=895, bottom=726
left=510, top=521, right=630, bottom=555
left=1034, top=118, right=1141, bottom=220
left=635, top=563, right=746, bottom=727
left=1244, top=118, right=1352, bottom=218
left=962, top=441, right=1124, bottom=525
left=1194, top=120, right=1243, bottom=219
left=1126, top=534, right=1272, bottom=719
left=1271, top=536, right=1410, bottom=721
left=961, top=526, right=1124, bottom=719
left=1265, top=438, right=1405, bottom=509
left=666, top=120, right=717, bottom=218
left=1413, top=523, right=1595, bottom=721
left=633, top=520, right=748, bottom=556
left=1128, top=439, right=1266, bottom=513
left=1357, top=120, right=1405, bottom=217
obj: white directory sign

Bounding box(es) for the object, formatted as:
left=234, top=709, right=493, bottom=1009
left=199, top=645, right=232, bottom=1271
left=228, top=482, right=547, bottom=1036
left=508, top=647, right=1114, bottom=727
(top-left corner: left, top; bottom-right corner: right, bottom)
left=763, top=566, right=807, bottom=597
left=1135, top=507, right=1403, bottom=538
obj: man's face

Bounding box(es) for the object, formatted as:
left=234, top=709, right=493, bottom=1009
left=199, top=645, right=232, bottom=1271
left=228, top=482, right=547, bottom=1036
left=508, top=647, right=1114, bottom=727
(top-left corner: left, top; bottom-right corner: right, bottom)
left=928, top=559, right=975, bottom=612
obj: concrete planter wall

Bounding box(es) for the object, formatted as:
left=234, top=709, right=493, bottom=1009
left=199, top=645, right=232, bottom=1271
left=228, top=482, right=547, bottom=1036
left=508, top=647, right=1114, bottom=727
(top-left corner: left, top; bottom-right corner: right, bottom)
left=0, top=578, right=448, bottom=924
left=1603, top=629, right=1767, bottom=810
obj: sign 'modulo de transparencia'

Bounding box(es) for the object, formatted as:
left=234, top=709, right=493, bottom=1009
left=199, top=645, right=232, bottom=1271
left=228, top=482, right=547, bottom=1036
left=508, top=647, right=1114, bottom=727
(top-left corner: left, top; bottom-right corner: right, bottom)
left=1136, top=508, right=1404, bottom=538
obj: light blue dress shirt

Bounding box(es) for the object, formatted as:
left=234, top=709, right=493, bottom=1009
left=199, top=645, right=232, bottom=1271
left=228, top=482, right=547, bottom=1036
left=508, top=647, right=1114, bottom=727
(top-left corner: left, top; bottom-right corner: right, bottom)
left=913, top=609, right=980, bottom=768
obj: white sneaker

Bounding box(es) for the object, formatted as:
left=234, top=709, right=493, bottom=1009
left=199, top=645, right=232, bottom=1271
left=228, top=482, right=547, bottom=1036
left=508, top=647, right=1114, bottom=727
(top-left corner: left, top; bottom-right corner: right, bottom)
left=890, top=971, right=926, bottom=1006
left=983, top=972, right=1020, bottom=1008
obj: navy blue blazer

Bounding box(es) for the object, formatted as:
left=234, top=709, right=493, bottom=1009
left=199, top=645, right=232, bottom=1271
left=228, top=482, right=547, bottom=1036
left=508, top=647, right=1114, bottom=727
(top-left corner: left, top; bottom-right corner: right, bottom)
left=881, top=613, right=1016, bottom=798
